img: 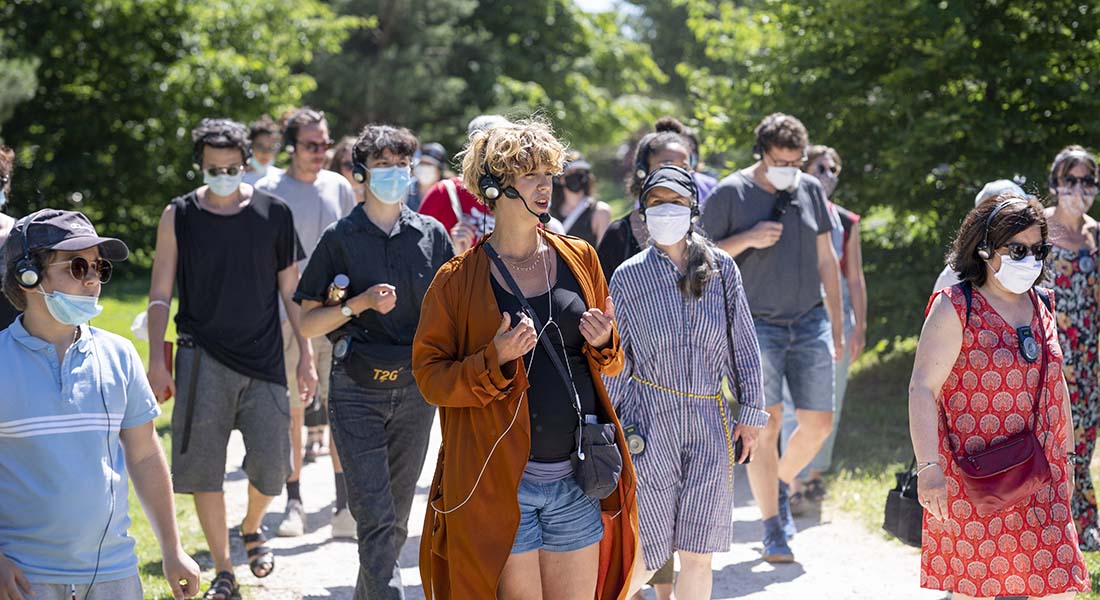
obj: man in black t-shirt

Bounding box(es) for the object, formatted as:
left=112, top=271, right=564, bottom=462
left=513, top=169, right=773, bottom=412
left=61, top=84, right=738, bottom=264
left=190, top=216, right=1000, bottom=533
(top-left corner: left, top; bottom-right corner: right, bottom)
left=146, top=118, right=315, bottom=598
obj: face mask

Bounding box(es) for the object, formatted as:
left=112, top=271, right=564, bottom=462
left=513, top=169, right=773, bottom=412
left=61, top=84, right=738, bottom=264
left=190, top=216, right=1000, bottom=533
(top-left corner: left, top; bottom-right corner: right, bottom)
left=0, top=189, right=6, bottom=209
left=204, top=172, right=243, bottom=197
left=765, top=166, right=801, bottom=191
left=414, top=164, right=440, bottom=187
left=368, top=166, right=414, bottom=205
left=645, top=203, right=693, bottom=245
left=249, top=156, right=270, bottom=178
left=564, top=173, right=587, bottom=193
left=1057, top=187, right=1096, bottom=216
left=37, top=287, right=104, bottom=326
left=992, top=255, right=1042, bottom=295
left=815, top=170, right=839, bottom=196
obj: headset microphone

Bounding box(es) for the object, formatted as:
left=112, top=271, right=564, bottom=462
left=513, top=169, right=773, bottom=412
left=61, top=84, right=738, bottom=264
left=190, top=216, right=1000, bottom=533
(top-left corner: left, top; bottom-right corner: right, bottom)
left=479, top=160, right=552, bottom=224
left=510, top=187, right=551, bottom=225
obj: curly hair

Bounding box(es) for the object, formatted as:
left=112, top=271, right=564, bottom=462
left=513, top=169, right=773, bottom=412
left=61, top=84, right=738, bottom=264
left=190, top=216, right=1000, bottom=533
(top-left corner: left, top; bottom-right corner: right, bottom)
left=190, top=118, right=250, bottom=166
left=754, top=113, right=809, bottom=155
left=458, top=117, right=567, bottom=208
left=947, top=194, right=1048, bottom=288
left=352, top=124, right=419, bottom=166
left=248, top=114, right=280, bottom=141
left=0, top=145, right=13, bottom=195
left=806, top=145, right=841, bottom=172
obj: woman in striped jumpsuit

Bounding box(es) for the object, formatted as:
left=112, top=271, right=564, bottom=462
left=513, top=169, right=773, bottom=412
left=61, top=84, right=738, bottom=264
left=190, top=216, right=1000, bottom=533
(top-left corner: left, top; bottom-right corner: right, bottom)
left=607, top=166, right=768, bottom=600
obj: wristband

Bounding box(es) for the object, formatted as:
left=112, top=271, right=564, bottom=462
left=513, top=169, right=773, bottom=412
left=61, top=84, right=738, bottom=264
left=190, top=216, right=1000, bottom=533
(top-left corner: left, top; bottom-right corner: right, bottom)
left=916, top=462, right=941, bottom=477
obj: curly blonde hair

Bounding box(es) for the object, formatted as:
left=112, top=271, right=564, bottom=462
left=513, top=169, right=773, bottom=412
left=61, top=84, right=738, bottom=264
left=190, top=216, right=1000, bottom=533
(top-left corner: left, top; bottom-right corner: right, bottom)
left=458, top=118, right=567, bottom=208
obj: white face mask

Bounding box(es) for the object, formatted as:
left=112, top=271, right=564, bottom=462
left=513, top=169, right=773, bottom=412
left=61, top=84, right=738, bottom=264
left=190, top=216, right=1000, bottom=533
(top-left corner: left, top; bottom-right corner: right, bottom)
left=1057, top=187, right=1096, bottom=216
left=765, top=166, right=801, bottom=191
left=414, top=164, right=440, bottom=187
left=992, top=255, right=1042, bottom=295
left=645, top=203, right=693, bottom=246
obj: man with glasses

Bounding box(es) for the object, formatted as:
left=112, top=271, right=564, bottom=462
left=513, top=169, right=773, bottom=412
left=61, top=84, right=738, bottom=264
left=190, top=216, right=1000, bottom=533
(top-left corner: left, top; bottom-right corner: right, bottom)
left=243, top=114, right=284, bottom=185
left=0, top=209, right=201, bottom=600
left=146, top=118, right=313, bottom=599
left=701, top=112, right=843, bottom=564
left=256, top=107, right=357, bottom=539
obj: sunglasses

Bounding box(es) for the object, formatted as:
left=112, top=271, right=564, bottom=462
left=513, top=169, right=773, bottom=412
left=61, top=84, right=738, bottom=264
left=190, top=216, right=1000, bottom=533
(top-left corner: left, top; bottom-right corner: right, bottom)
left=204, top=165, right=244, bottom=177
left=48, top=257, right=113, bottom=284
left=815, top=164, right=839, bottom=175
left=1059, top=175, right=1098, bottom=189
left=253, top=143, right=280, bottom=154
left=998, top=242, right=1052, bottom=262
left=299, top=140, right=334, bottom=154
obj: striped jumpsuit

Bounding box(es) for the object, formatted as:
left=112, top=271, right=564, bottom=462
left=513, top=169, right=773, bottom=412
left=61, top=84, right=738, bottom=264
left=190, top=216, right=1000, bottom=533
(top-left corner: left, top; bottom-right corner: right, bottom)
left=605, top=246, right=768, bottom=570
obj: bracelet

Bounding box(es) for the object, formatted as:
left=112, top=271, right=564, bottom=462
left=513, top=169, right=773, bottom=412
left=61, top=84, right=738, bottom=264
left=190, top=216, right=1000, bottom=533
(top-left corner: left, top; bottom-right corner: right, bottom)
left=148, top=300, right=171, bottom=310
left=916, top=462, right=942, bottom=477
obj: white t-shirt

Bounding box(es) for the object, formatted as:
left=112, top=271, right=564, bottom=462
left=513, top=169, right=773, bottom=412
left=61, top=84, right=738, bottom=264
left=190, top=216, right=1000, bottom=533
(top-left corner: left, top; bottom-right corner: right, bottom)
left=933, top=264, right=961, bottom=293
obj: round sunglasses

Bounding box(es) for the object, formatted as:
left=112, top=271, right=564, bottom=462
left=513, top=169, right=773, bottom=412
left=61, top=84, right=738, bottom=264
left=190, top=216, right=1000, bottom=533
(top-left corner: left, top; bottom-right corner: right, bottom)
left=48, top=257, right=113, bottom=284
left=204, top=165, right=244, bottom=178
left=997, top=242, right=1052, bottom=262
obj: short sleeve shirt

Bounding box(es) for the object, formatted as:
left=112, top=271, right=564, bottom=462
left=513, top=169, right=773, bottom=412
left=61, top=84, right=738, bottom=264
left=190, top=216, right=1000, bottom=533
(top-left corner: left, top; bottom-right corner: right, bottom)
left=700, top=170, right=833, bottom=325
left=0, top=319, right=160, bottom=583
left=255, top=169, right=357, bottom=268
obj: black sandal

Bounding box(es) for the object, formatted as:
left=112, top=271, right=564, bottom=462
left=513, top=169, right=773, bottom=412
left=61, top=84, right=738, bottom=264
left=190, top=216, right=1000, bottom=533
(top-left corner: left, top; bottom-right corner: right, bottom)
left=203, top=570, right=239, bottom=600
left=241, top=528, right=275, bottom=578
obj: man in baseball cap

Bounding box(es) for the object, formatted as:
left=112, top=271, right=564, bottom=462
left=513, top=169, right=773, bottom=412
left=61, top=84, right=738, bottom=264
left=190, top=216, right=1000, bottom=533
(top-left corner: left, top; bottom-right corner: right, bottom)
left=0, top=209, right=200, bottom=600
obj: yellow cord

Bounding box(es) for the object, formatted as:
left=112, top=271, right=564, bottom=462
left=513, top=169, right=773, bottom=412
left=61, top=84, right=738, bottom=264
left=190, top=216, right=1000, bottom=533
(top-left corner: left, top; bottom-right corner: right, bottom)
left=630, top=375, right=721, bottom=400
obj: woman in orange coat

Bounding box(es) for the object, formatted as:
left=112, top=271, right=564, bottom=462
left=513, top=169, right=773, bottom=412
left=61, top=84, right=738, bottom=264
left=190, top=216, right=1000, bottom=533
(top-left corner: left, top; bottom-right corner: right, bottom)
left=412, top=118, right=639, bottom=599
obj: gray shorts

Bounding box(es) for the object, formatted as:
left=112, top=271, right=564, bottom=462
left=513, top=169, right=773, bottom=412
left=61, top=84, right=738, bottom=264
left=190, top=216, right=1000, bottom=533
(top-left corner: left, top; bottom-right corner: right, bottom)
left=30, top=574, right=142, bottom=600
left=171, top=343, right=292, bottom=496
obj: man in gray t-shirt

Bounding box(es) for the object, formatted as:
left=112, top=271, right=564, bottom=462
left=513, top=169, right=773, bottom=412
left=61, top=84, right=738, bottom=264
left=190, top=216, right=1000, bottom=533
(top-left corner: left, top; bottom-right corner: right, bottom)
left=700, top=112, right=843, bottom=565
left=255, top=107, right=357, bottom=540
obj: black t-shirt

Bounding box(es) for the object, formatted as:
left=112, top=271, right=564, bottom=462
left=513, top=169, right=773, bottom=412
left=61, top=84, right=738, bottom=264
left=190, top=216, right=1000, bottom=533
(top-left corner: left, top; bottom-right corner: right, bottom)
left=172, top=190, right=304, bottom=385
left=491, top=254, right=598, bottom=462
left=0, top=294, right=18, bottom=332
left=294, top=205, right=453, bottom=346
left=596, top=213, right=643, bottom=281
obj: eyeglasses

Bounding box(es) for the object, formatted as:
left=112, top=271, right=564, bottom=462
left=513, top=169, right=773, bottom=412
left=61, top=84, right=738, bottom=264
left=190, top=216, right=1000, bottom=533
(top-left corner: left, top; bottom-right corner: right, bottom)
left=815, top=164, right=839, bottom=175
left=765, top=152, right=805, bottom=169
left=253, top=143, right=280, bottom=154
left=204, top=165, right=244, bottom=177
left=298, top=140, right=334, bottom=154
left=1059, top=175, right=1098, bottom=190
left=48, top=257, right=113, bottom=284
left=998, top=242, right=1052, bottom=262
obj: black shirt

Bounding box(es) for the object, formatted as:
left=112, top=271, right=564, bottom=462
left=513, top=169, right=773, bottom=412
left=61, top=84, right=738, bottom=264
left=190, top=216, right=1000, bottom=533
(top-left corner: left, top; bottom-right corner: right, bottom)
left=551, top=200, right=598, bottom=247
left=173, top=190, right=304, bottom=385
left=295, top=205, right=453, bottom=346
left=490, top=254, right=598, bottom=462
left=0, top=294, right=18, bottom=331
left=597, top=213, right=644, bottom=281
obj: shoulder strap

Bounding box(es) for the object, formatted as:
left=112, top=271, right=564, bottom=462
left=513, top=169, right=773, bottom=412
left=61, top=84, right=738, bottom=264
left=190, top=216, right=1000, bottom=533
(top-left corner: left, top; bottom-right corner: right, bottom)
left=717, top=263, right=742, bottom=403
left=442, top=179, right=462, bottom=223
left=961, top=280, right=974, bottom=325
left=482, top=243, right=584, bottom=421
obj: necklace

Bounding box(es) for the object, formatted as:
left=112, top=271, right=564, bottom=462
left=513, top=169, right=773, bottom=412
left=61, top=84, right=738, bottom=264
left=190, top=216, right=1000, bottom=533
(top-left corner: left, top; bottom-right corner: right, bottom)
left=493, top=236, right=544, bottom=272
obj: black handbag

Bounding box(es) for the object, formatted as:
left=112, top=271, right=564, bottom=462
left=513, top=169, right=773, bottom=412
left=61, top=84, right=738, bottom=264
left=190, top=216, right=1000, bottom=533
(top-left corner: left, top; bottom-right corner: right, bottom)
left=883, top=458, right=923, bottom=547
left=484, top=243, right=623, bottom=500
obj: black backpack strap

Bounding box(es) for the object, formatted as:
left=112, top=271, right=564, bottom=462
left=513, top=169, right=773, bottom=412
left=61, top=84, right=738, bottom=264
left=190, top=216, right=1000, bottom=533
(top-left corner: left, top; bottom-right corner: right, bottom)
left=1035, top=287, right=1052, bottom=313
left=961, top=280, right=974, bottom=325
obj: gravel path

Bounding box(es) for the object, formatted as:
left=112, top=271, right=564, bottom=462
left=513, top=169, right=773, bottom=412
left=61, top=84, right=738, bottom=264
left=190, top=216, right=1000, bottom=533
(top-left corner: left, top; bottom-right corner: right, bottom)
left=208, top=420, right=947, bottom=600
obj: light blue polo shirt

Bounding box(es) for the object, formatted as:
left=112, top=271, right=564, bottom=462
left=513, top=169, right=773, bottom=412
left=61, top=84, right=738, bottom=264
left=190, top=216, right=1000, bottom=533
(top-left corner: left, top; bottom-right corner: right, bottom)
left=0, top=317, right=160, bottom=584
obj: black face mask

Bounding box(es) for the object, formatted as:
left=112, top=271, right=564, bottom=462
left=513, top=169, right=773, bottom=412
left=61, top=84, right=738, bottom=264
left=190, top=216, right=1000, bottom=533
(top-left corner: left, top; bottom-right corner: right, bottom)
left=564, top=172, right=588, bottom=193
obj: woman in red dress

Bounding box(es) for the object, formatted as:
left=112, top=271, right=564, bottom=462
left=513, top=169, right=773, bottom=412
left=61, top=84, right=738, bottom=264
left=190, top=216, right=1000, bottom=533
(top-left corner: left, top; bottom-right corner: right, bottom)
left=908, top=194, right=1089, bottom=599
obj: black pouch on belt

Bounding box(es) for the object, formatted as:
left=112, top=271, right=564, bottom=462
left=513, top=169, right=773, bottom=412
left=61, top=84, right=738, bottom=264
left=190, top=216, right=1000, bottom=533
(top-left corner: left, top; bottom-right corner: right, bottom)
left=335, top=338, right=414, bottom=389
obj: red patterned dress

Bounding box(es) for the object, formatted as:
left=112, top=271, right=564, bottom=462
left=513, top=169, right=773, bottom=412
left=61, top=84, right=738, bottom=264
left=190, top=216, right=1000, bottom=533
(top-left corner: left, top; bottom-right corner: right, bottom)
left=920, top=285, right=1089, bottom=597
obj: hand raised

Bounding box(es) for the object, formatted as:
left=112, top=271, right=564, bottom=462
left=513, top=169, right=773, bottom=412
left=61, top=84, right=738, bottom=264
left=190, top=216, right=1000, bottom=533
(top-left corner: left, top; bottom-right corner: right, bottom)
left=493, top=312, right=538, bottom=365
left=580, top=295, right=615, bottom=349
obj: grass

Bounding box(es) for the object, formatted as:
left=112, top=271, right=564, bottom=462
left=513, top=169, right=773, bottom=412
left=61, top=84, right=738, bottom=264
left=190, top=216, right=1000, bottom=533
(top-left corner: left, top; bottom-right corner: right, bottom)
left=827, top=336, right=1100, bottom=598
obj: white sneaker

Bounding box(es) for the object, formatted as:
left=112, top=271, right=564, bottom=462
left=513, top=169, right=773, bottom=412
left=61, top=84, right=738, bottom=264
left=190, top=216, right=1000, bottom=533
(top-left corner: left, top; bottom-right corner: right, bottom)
left=277, top=499, right=306, bottom=537
left=331, top=508, right=357, bottom=540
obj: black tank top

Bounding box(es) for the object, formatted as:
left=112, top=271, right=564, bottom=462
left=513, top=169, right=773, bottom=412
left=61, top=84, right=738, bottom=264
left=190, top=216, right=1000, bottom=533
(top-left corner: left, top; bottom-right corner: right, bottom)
left=552, top=200, right=599, bottom=247
left=490, top=254, right=599, bottom=462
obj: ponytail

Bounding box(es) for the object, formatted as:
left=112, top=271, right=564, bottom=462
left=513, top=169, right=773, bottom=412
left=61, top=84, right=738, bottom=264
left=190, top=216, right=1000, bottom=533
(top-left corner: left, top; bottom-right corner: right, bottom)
left=679, top=231, right=718, bottom=299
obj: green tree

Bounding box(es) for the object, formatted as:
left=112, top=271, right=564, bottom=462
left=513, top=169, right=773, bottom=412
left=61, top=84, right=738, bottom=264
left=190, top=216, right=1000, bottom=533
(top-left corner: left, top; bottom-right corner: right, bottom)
left=681, top=0, right=1100, bottom=340
left=0, top=0, right=360, bottom=263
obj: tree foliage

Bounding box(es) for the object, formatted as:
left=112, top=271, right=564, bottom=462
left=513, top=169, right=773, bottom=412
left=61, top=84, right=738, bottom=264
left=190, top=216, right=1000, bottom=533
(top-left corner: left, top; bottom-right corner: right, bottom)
left=0, top=0, right=361, bottom=263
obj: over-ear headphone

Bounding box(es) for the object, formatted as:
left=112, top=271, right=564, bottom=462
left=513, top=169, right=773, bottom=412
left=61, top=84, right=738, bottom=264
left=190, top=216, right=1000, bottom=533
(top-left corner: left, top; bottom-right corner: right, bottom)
left=638, top=165, right=700, bottom=221
left=14, top=215, right=41, bottom=288
left=352, top=162, right=368, bottom=183
left=976, top=198, right=1028, bottom=260
left=1048, top=149, right=1095, bottom=191
left=477, top=161, right=520, bottom=201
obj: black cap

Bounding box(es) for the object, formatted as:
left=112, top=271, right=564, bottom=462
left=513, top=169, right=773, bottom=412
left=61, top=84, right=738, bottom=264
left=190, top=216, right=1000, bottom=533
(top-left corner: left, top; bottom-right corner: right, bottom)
left=419, top=142, right=447, bottom=167
left=4, top=209, right=129, bottom=263
left=640, top=165, right=696, bottom=203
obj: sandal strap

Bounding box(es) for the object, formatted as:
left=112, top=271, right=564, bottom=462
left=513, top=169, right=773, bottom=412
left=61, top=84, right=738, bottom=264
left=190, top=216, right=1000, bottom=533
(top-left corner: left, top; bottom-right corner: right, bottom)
left=204, top=571, right=237, bottom=599
left=240, top=529, right=267, bottom=544
left=247, top=544, right=273, bottom=559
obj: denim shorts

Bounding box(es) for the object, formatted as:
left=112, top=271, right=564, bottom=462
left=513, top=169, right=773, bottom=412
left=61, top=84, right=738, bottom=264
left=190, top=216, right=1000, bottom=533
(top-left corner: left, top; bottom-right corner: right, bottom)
left=510, top=475, right=604, bottom=554
left=754, top=305, right=836, bottom=412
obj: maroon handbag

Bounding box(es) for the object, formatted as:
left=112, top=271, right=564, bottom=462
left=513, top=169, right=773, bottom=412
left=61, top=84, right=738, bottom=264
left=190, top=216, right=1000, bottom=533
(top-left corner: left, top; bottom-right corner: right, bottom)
left=945, top=290, right=1051, bottom=517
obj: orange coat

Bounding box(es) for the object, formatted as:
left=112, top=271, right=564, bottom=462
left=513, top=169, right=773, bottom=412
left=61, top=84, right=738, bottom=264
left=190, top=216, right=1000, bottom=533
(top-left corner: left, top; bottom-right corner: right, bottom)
left=412, top=231, right=639, bottom=599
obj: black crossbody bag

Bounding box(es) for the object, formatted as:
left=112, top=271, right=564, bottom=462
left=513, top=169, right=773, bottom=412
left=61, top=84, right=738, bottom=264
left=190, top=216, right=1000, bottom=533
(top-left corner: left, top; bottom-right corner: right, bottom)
left=484, top=244, right=622, bottom=500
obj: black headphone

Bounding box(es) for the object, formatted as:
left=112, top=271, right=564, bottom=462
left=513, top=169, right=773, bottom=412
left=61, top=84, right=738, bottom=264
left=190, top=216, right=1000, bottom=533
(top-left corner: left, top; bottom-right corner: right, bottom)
left=14, top=215, right=41, bottom=289
left=477, top=160, right=520, bottom=201
left=282, top=108, right=325, bottom=154
left=976, top=198, right=1028, bottom=260
left=638, top=165, right=700, bottom=222
left=1048, top=149, right=1096, bottom=191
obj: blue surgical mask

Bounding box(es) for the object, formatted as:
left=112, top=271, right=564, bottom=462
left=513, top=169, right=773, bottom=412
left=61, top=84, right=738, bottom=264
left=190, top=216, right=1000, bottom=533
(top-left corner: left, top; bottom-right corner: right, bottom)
left=37, top=288, right=104, bottom=325
left=204, top=171, right=243, bottom=197
left=0, top=189, right=6, bottom=209
left=368, top=166, right=413, bottom=205
left=248, top=156, right=270, bottom=178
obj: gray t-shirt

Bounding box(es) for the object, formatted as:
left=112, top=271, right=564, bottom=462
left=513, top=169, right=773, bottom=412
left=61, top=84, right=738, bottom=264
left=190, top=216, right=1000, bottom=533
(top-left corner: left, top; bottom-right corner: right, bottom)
left=256, top=169, right=356, bottom=269
left=701, top=170, right=832, bottom=325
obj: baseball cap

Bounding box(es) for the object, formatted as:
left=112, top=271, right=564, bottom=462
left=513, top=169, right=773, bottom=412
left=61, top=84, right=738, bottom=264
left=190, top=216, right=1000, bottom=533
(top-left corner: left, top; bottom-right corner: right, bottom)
left=640, top=166, right=696, bottom=203
left=975, top=179, right=1026, bottom=207
left=4, top=209, right=129, bottom=264
left=564, top=158, right=592, bottom=173
left=419, top=142, right=448, bottom=167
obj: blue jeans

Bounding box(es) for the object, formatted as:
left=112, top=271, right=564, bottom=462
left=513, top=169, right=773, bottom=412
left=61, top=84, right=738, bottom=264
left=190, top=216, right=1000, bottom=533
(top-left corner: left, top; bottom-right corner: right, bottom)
left=510, top=475, right=604, bottom=554
left=328, top=364, right=436, bottom=600
left=754, top=305, right=836, bottom=414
